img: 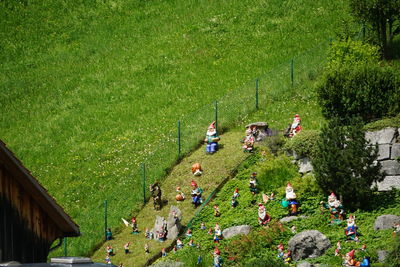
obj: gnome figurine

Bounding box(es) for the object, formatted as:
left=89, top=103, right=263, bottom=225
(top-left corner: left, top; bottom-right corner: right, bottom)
left=204, top=121, right=220, bottom=154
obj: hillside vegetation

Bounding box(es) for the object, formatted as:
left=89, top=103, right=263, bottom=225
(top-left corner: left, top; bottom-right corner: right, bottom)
left=0, top=0, right=355, bottom=257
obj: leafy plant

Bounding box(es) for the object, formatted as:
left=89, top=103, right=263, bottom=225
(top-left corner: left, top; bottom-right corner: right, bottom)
left=283, top=130, right=320, bottom=159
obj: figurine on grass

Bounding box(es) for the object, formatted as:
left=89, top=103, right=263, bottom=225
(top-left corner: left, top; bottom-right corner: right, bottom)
left=284, top=114, right=302, bottom=138
left=124, top=242, right=130, bottom=254
left=106, top=228, right=113, bottom=241
left=106, top=245, right=114, bottom=256
left=213, top=247, right=222, bottom=267
left=321, top=192, right=345, bottom=225
left=249, top=172, right=258, bottom=195
left=231, top=188, right=239, bottom=208
left=335, top=241, right=341, bottom=256
left=282, top=183, right=299, bottom=216
left=242, top=128, right=255, bottom=152
left=205, top=121, right=220, bottom=154
left=145, top=228, right=153, bottom=239
left=188, top=239, right=196, bottom=247
left=191, top=180, right=203, bottom=207
left=105, top=255, right=111, bottom=265
left=144, top=243, right=150, bottom=254
left=192, top=163, right=203, bottom=176
left=175, top=186, right=185, bottom=201
left=131, top=217, right=139, bottom=234
left=213, top=205, right=221, bottom=217
left=344, top=249, right=360, bottom=267
left=200, top=222, right=207, bottom=230
left=176, top=238, right=184, bottom=249
left=258, top=203, right=271, bottom=225
left=277, top=243, right=285, bottom=259
left=345, top=214, right=359, bottom=242
left=161, top=248, right=167, bottom=257
left=214, top=223, right=223, bottom=243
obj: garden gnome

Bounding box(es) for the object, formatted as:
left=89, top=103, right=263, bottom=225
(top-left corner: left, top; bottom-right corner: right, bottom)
left=176, top=238, right=184, bottom=249
left=322, top=192, right=345, bottom=224
left=149, top=182, right=162, bottom=210
left=161, top=248, right=167, bottom=257
left=277, top=243, right=284, bottom=259
left=258, top=203, right=271, bottom=225
left=232, top=188, right=239, bottom=207
left=131, top=217, right=138, bottom=234
left=124, top=242, right=130, bottom=254
left=214, top=223, right=222, bottom=243
left=345, top=214, right=359, bottom=242
left=242, top=128, right=255, bottom=152
left=145, top=228, right=153, bottom=239
left=205, top=121, right=220, bottom=154
left=284, top=183, right=299, bottom=215
left=105, top=255, right=111, bottom=265
left=249, top=172, right=258, bottom=195
left=344, top=249, right=360, bottom=266
left=191, top=180, right=203, bottom=207
left=289, top=114, right=302, bottom=137
left=213, top=204, right=221, bottom=217
left=192, top=163, right=203, bottom=176
left=188, top=239, right=196, bottom=247
left=106, top=245, right=114, bottom=256
left=213, top=247, right=222, bottom=267
left=186, top=229, right=192, bottom=238
left=106, top=228, right=113, bottom=240
left=335, top=241, right=341, bottom=256
left=144, top=243, right=150, bottom=254
left=283, top=250, right=292, bottom=264
left=175, top=186, right=185, bottom=201
left=200, top=222, right=206, bottom=230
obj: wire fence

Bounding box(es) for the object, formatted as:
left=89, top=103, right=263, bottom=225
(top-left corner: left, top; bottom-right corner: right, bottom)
left=62, top=38, right=331, bottom=256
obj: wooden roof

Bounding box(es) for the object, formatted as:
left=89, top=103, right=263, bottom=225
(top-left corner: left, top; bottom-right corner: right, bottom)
left=0, top=140, right=80, bottom=237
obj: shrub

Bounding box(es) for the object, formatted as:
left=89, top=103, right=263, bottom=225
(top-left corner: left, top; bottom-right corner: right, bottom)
left=312, top=117, right=385, bottom=210
left=317, top=63, right=400, bottom=124
left=386, top=235, right=400, bottom=267
left=283, top=130, right=320, bottom=159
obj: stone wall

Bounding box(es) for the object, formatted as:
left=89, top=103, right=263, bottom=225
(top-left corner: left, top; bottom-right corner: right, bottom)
left=291, top=127, right=400, bottom=191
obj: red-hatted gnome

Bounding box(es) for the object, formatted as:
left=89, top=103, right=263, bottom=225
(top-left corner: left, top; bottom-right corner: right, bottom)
left=192, top=163, right=203, bottom=176
left=284, top=183, right=299, bottom=216
left=321, top=192, right=345, bottom=224
left=290, top=114, right=302, bottom=137
left=344, top=249, right=360, bottom=266
left=242, top=128, right=255, bottom=152
left=213, top=247, right=222, bottom=267
left=205, top=121, right=220, bottom=154
left=258, top=203, right=271, bottom=225
left=191, top=180, right=203, bottom=207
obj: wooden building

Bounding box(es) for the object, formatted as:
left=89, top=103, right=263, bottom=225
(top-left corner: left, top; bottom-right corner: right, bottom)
left=0, top=140, right=80, bottom=263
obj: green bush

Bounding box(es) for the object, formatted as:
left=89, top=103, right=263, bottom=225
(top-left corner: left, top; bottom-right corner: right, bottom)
left=386, top=235, right=400, bottom=267
left=283, top=130, right=320, bottom=159
left=312, top=117, right=385, bottom=210
left=317, top=63, right=400, bottom=124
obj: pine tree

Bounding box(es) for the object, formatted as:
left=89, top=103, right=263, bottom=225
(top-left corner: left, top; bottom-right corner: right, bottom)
left=312, top=117, right=384, bottom=210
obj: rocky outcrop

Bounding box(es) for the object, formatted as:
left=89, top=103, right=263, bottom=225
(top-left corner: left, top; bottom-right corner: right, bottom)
left=374, top=214, right=400, bottom=230
left=166, top=206, right=182, bottom=240
left=280, top=215, right=307, bottom=223
left=222, top=225, right=251, bottom=239
left=150, top=261, right=184, bottom=267
left=288, top=230, right=331, bottom=261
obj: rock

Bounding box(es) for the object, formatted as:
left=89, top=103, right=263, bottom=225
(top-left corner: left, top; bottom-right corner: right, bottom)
left=150, top=261, right=184, bottom=267
left=280, top=215, right=307, bottom=223
left=293, top=151, right=303, bottom=160
left=296, top=262, right=312, bottom=267
left=222, top=225, right=251, bottom=239
left=381, top=160, right=400, bottom=175
left=166, top=206, right=182, bottom=240
left=151, top=216, right=167, bottom=239
left=391, top=143, right=400, bottom=159
left=377, top=250, right=388, bottom=263
left=365, top=128, right=397, bottom=145
left=374, top=214, right=400, bottom=230
left=376, top=176, right=400, bottom=191
left=377, top=144, right=391, bottom=160
left=288, top=230, right=331, bottom=261
left=298, top=157, right=313, bottom=174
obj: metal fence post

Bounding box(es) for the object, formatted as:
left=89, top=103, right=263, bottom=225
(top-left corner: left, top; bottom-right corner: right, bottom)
left=291, top=59, right=294, bottom=86
left=214, top=101, right=218, bottom=132
left=141, top=163, right=146, bottom=204
left=256, top=78, right=259, bottom=110
left=63, top=237, right=67, bottom=257
left=104, top=200, right=108, bottom=240
left=177, top=120, right=181, bottom=156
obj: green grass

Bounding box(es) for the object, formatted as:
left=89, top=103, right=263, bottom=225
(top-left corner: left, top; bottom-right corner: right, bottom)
left=0, top=0, right=355, bottom=257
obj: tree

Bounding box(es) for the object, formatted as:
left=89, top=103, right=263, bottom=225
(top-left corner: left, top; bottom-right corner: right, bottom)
left=350, top=0, right=400, bottom=59
left=312, top=117, right=384, bottom=210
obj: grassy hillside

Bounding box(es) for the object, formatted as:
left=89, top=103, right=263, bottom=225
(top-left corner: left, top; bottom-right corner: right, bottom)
left=0, top=0, right=355, bottom=257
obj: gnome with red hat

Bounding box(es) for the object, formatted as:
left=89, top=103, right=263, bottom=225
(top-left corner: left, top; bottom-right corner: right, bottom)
left=284, top=182, right=299, bottom=215
left=321, top=192, right=345, bottom=224
left=290, top=114, right=302, bottom=137
left=213, top=247, right=222, bottom=267
left=345, top=214, right=359, bottom=242
left=344, top=249, right=361, bottom=266
left=204, top=121, right=220, bottom=154
left=258, top=203, right=271, bottom=225
left=191, top=180, right=203, bottom=207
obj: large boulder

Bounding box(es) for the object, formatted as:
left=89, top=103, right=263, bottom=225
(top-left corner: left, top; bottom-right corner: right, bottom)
left=151, top=216, right=167, bottom=239
left=166, top=206, right=182, bottom=240
left=222, top=225, right=251, bottom=239
left=381, top=160, right=400, bottom=176
left=280, top=215, right=307, bottom=223
left=365, top=128, right=397, bottom=145
left=374, top=214, right=400, bottom=230
left=376, top=176, right=400, bottom=191
left=288, top=230, right=331, bottom=261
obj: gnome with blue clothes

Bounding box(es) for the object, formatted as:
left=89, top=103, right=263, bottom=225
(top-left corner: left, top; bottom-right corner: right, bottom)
left=204, top=121, right=220, bottom=154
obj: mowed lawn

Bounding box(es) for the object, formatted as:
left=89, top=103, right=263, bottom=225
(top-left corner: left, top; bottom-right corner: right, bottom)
left=0, top=0, right=354, bottom=257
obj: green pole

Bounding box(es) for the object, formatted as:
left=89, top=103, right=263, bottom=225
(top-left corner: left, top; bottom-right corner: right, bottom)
left=63, top=237, right=67, bottom=257
left=104, top=200, right=108, bottom=239
left=141, top=163, right=146, bottom=204
left=256, top=78, right=259, bottom=110
left=214, top=101, right=218, bottom=132
left=178, top=120, right=181, bottom=156
left=291, top=59, right=294, bottom=86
